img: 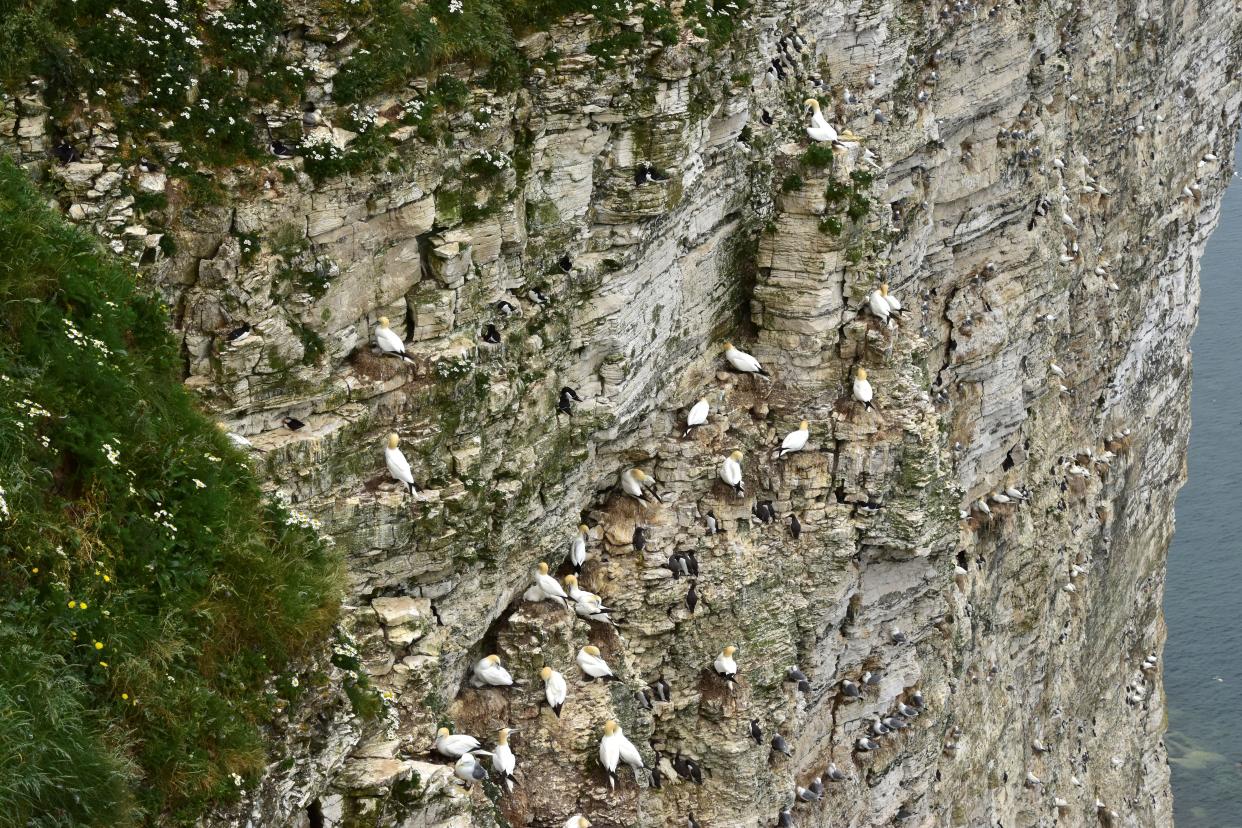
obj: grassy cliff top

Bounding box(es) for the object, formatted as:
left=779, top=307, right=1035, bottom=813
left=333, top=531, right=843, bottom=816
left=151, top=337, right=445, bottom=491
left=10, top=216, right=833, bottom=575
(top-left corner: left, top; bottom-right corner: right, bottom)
left=0, top=157, right=342, bottom=826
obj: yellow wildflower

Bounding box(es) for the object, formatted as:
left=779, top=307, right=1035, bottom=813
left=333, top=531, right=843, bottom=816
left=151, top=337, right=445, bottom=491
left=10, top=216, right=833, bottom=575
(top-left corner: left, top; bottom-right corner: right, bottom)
left=103, top=574, right=110, bottom=582
left=79, top=602, right=87, bottom=610
left=68, top=600, right=76, bottom=608
left=121, top=693, right=129, bottom=700
left=98, top=661, right=108, bottom=668
left=94, top=641, right=103, bottom=650
left=31, top=567, right=39, bottom=574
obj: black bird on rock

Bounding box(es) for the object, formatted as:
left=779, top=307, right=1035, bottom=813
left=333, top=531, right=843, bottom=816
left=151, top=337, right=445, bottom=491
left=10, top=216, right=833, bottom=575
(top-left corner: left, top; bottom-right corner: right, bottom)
left=749, top=719, right=763, bottom=744
left=52, top=140, right=81, bottom=165
left=482, top=324, right=501, bottom=344
left=558, top=386, right=583, bottom=417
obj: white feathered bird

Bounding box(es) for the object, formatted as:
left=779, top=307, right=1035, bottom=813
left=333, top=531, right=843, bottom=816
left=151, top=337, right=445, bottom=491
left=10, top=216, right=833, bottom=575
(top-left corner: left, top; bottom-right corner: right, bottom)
left=576, top=645, right=615, bottom=680
left=684, top=398, right=710, bottom=438
left=471, top=654, right=514, bottom=687
left=599, top=720, right=645, bottom=789
left=776, top=420, right=809, bottom=458
left=374, top=316, right=414, bottom=362
left=722, top=342, right=768, bottom=375
left=853, top=368, right=874, bottom=410
left=434, top=727, right=481, bottom=758
left=492, top=728, right=517, bottom=793
left=719, top=450, right=745, bottom=495
left=384, top=433, right=417, bottom=495
left=540, top=666, right=567, bottom=716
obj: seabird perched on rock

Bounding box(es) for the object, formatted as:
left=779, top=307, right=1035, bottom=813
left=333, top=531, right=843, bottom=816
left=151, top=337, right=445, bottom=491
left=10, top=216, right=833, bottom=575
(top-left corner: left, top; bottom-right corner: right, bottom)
left=384, top=433, right=417, bottom=496
left=481, top=323, right=501, bottom=344
left=564, top=574, right=617, bottom=626
left=883, top=716, right=907, bottom=731
left=771, top=733, right=792, bottom=756
left=225, top=321, right=252, bottom=343
left=571, top=524, right=589, bottom=573
left=540, top=666, right=567, bottom=716
left=219, top=423, right=253, bottom=449
left=890, top=627, right=908, bottom=644
left=282, top=416, right=305, bottom=431
left=720, top=450, right=745, bottom=496
left=599, top=720, right=645, bottom=789
left=454, top=752, right=489, bottom=786
left=52, top=139, right=82, bottom=165
left=650, top=677, right=672, bottom=703
left=868, top=285, right=893, bottom=323
left=269, top=140, right=296, bottom=159
left=896, top=701, right=920, bottom=718
left=620, top=468, right=660, bottom=504
left=559, top=254, right=573, bottom=273
left=557, top=386, right=583, bottom=417
left=776, top=421, right=810, bottom=458
left=492, top=728, right=517, bottom=793
left=787, top=666, right=811, bottom=692
left=495, top=299, right=518, bottom=316
left=713, top=646, right=739, bottom=688
left=533, top=562, right=570, bottom=608
left=856, top=737, right=880, bottom=752
left=760, top=109, right=775, bottom=127
left=881, top=283, right=905, bottom=316
left=577, top=645, right=616, bottom=681
left=705, top=510, right=721, bottom=535
left=796, top=785, right=820, bottom=802
left=684, top=398, right=710, bottom=438
left=805, top=98, right=832, bottom=130
left=375, top=317, right=415, bottom=362
left=853, top=368, right=875, bottom=409
left=527, top=286, right=550, bottom=305
left=723, top=342, right=769, bottom=375
left=434, top=727, right=481, bottom=758
left=472, top=654, right=514, bottom=687
left=633, top=525, right=647, bottom=550
left=686, top=580, right=699, bottom=612
left=841, top=679, right=862, bottom=700
left=862, top=670, right=882, bottom=686
left=825, top=762, right=847, bottom=782
left=750, top=719, right=764, bottom=744
left=753, top=501, right=773, bottom=524
left=778, top=806, right=793, bottom=828
left=673, top=753, right=704, bottom=784
left=789, top=513, right=802, bottom=539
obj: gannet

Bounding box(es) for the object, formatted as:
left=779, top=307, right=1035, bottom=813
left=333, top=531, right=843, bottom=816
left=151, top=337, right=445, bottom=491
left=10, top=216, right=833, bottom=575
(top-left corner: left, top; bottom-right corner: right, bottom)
left=600, top=720, right=645, bottom=789
left=853, top=368, right=874, bottom=409
left=804, top=98, right=832, bottom=130
left=563, top=817, right=590, bottom=828
left=564, top=574, right=616, bottom=625
left=434, top=727, right=480, bottom=758
left=534, top=562, right=570, bottom=607
left=620, top=468, right=659, bottom=504
left=881, top=283, right=904, bottom=316
left=868, top=286, right=892, bottom=322
left=540, top=666, right=567, bottom=716
left=776, top=421, right=809, bottom=458
left=384, top=433, right=417, bottom=495
left=454, top=752, right=488, bottom=785
left=684, top=398, right=710, bottom=438
left=472, top=654, right=514, bottom=687
left=577, top=645, right=615, bottom=680
left=219, top=422, right=253, bottom=449
left=492, top=728, right=517, bottom=793
left=720, top=450, right=745, bottom=495
left=374, top=317, right=414, bottom=362
left=723, top=342, right=768, bottom=375
left=713, top=646, right=739, bottom=688
left=571, top=524, right=589, bottom=573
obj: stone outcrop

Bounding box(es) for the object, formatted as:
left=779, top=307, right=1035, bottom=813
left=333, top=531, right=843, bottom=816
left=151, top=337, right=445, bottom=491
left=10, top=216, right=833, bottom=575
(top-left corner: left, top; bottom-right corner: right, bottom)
left=4, top=0, right=1240, bottom=826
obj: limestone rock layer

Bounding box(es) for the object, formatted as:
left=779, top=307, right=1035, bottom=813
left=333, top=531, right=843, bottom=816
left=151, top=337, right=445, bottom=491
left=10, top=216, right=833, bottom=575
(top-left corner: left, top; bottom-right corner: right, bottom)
left=4, top=0, right=1241, bottom=826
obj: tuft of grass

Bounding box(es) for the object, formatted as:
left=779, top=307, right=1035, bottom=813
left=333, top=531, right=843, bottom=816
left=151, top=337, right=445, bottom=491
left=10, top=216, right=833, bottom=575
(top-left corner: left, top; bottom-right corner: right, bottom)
left=0, top=158, right=342, bottom=826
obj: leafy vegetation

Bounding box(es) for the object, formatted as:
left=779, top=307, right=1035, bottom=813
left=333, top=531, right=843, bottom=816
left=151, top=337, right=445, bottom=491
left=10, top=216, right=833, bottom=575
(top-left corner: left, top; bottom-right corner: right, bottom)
left=0, top=158, right=342, bottom=826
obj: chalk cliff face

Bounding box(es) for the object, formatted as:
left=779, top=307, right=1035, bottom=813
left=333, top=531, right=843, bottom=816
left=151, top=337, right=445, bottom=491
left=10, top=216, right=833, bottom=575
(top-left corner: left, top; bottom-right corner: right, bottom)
left=4, top=0, right=1241, bottom=826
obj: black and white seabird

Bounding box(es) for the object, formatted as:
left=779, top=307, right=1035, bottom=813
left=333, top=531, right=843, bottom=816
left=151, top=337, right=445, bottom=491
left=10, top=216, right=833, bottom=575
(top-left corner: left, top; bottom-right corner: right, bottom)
left=713, top=646, right=738, bottom=688
left=599, top=720, right=644, bottom=789
left=841, top=679, right=862, bottom=700
left=749, top=719, right=764, bottom=744
left=495, top=299, right=518, bottom=316
left=226, top=321, right=252, bottom=343
left=282, top=416, right=305, bottom=431
left=771, top=734, right=792, bottom=757
left=558, top=386, right=583, bottom=417
left=856, top=737, right=880, bottom=752
left=705, top=510, right=721, bottom=535
left=527, top=286, right=550, bottom=305
left=540, top=666, right=566, bottom=716
left=632, top=526, right=646, bottom=550
left=482, top=324, right=501, bottom=344
left=720, top=450, right=745, bottom=495
left=269, top=140, right=296, bottom=158
left=384, top=433, right=417, bottom=495
left=723, top=342, right=768, bottom=375
left=853, top=368, right=874, bottom=409
left=686, top=580, right=699, bottom=613
left=374, top=317, right=415, bottom=362
left=789, top=514, right=802, bottom=539
left=558, top=254, right=573, bottom=273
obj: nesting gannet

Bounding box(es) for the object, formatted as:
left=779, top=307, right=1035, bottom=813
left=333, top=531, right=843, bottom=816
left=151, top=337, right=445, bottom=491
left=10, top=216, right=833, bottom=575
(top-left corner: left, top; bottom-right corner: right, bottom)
left=620, top=468, right=659, bottom=504
left=564, top=574, right=616, bottom=625
left=563, top=817, right=590, bottom=828
left=684, top=398, right=710, bottom=438
left=534, top=562, right=570, bottom=608
left=454, top=752, right=489, bottom=785
left=434, top=727, right=481, bottom=758
left=577, top=645, right=615, bottom=680
left=713, top=646, right=739, bottom=688
left=776, top=421, right=810, bottom=458
left=571, top=524, right=589, bottom=573
left=472, top=654, right=515, bottom=687
left=374, top=317, right=414, bottom=362
left=868, top=286, right=892, bottom=322
left=881, top=283, right=904, bottom=316
left=804, top=98, right=832, bottom=130
left=540, top=666, right=567, bottom=716
left=600, top=720, right=645, bottom=789
left=492, top=728, right=517, bottom=793
left=723, top=342, right=769, bottom=375
left=853, top=368, right=874, bottom=409
left=720, top=451, right=745, bottom=496
left=384, top=433, right=417, bottom=495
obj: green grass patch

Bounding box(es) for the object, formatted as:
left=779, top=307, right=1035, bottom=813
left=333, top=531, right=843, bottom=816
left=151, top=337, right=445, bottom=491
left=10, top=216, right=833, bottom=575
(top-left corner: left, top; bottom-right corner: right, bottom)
left=0, top=158, right=342, bottom=826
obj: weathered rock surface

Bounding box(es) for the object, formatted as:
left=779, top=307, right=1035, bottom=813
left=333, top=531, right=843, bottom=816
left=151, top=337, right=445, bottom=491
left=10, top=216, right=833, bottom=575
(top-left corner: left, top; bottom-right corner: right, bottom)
left=4, top=0, right=1240, bottom=826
